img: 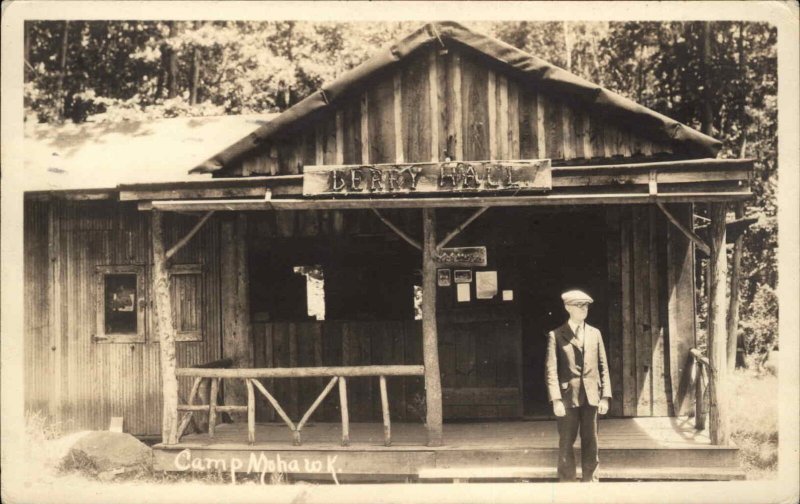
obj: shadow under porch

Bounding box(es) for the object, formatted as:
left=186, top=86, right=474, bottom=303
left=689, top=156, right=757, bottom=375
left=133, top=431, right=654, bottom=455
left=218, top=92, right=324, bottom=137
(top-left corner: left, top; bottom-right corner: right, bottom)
left=244, top=206, right=619, bottom=424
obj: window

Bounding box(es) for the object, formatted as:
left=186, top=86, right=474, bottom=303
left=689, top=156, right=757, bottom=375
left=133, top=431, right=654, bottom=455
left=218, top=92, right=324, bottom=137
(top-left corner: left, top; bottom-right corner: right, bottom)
left=95, top=265, right=146, bottom=343
left=170, top=264, right=204, bottom=341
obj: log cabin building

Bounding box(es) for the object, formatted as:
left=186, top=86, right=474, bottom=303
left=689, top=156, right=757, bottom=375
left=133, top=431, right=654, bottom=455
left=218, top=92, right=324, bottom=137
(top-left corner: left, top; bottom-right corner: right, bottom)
left=24, top=22, right=754, bottom=481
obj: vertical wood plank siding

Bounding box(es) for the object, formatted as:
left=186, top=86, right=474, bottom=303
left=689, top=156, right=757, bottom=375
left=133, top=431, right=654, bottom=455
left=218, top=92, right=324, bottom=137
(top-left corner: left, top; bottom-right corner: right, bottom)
left=612, top=205, right=678, bottom=416
left=24, top=200, right=52, bottom=417
left=401, top=52, right=431, bottom=163
left=605, top=207, right=624, bottom=417
left=666, top=204, right=697, bottom=416
left=249, top=319, right=521, bottom=422
left=633, top=206, right=653, bottom=416
left=235, top=45, right=673, bottom=174
left=24, top=200, right=222, bottom=436
left=461, top=53, right=490, bottom=161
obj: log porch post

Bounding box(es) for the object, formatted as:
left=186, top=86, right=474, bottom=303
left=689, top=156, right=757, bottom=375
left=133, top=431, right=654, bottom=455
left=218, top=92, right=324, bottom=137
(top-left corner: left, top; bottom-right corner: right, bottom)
left=707, top=202, right=729, bottom=445
left=727, top=202, right=745, bottom=369
left=152, top=209, right=179, bottom=444
left=422, top=208, right=443, bottom=446
left=221, top=213, right=253, bottom=420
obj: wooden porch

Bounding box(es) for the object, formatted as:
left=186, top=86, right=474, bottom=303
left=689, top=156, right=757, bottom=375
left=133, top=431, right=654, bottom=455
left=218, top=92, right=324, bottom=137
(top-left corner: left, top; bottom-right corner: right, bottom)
left=152, top=418, right=744, bottom=481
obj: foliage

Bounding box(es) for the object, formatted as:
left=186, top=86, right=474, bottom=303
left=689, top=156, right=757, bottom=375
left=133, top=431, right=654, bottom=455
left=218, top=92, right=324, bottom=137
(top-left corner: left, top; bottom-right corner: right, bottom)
left=740, top=283, right=779, bottom=356
left=23, top=20, right=778, bottom=358
left=24, top=21, right=416, bottom=122
left=25, top=409, right=65, bottom=442
left=729, top=369, right=778, bottom=478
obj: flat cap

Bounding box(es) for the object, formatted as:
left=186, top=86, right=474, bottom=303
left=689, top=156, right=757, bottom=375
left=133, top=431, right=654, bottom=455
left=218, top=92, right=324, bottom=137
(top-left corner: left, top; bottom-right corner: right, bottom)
left=561, top=290, right=594, bottom=305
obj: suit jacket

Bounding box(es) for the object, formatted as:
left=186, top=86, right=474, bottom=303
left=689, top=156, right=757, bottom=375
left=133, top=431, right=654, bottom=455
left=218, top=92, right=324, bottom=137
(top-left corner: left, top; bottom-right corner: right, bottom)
left=545, top=322, right=612, bottom=408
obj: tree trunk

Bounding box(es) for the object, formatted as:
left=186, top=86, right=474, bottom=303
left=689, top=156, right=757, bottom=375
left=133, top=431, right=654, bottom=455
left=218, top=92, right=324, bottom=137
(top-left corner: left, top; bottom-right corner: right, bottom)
left=700, top=22, right=714, bottom=135
left=166, top=21, right=179, bottom=99
left=57, top=21, right=69, bottom=122
left=189, top=46, right=201, bottom=105
left=24, top=22, right=31, bottom=83
left=562, top=22, right=572, bottom=71
left=588, top=32, right=603, bottom=87
left=707, top=203, right=729, bottom=445
left=189, top=22, right=202, bottom=105
left=422, top=209, right=443, bottom=446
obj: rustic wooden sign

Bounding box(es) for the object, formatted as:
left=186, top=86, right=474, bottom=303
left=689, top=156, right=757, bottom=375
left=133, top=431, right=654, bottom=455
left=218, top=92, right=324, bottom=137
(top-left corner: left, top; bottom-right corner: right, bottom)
left=433, top=246, right=487, bottom=267
left=302, top=159, right=551, bottom=196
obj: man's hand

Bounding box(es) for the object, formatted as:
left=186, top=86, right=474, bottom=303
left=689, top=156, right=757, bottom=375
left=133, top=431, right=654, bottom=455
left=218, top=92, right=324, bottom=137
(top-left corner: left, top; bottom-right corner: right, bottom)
left=598, top=398, right=609, bottom=415
left=552, top=399, right=566, bottom=417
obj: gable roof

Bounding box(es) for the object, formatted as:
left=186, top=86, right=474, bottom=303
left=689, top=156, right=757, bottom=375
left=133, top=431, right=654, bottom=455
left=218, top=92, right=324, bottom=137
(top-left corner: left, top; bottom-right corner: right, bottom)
left=191, top=21, right=721, bottom=175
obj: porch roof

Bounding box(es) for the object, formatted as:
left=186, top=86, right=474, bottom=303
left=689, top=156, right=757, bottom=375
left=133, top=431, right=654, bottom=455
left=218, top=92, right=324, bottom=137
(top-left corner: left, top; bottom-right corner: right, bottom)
left=21, top=113, right=277, bottom=194
left=123, top=157, right=752, bottom=209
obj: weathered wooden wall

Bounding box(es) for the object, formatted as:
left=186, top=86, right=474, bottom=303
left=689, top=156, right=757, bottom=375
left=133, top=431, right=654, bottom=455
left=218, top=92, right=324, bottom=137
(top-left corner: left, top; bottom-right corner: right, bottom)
left=251, top=319, right=522, bottom=423
left=604, top=205, right=695, bottom=417
left=665, top=204, right=697, bottom=416
left=24, top=200, right=222, bottom=436
left=24, top=200, right=52, bottom=418
left=251, top=321, right=424, bottom=423
left=233, top=45, right=674, bottom=177
left=25, top=201, right=696, bottom=434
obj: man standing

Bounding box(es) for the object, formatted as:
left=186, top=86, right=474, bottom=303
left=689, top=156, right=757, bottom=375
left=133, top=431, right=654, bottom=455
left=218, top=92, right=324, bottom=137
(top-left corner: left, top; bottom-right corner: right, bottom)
left=545, top=290, right=612, bottom=482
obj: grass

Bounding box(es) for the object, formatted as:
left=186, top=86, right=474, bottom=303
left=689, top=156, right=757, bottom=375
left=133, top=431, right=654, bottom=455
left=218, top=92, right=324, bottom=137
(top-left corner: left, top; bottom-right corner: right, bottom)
left=728, top=368, right=778, bottom=479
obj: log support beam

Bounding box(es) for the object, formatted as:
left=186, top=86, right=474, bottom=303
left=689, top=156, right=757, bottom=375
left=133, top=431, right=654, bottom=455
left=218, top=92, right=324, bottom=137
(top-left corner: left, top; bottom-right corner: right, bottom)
left=422, top=208, right=443, bottom=446
left=706, top=202, right=729, bottom=445
left=371, top=209, right=422, bottom=251
left=152, top=209, right=179, bottom=444
left=656, top=202, right=710, bottom=255
left=437, top=207, right=489, bottom=250
left=165, top=210, right=215, bottom=260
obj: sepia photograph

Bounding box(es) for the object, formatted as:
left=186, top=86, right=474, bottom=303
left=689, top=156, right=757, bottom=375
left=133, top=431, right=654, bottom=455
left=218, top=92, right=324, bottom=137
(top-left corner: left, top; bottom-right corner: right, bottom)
left=1, top=2, right=798, bottom=503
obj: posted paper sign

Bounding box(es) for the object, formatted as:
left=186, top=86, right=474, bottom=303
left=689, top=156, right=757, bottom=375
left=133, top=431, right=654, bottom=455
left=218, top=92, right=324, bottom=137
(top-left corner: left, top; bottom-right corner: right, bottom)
left=502, top=290, right=514, bottom=301
left=457, top=283, right=471, bottom=302
left=476, top=271, right=498, bottom=299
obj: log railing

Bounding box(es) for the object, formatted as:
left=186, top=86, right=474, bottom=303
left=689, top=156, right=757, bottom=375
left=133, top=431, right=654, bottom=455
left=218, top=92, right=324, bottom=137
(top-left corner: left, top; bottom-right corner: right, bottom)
left=690, top=348, right=715, bottom=431
left=173, top=365, right=425, bottom=447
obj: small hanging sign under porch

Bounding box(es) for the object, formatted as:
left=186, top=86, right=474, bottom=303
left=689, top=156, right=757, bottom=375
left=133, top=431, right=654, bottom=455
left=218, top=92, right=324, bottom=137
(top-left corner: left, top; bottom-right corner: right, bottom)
left=302, top=159, right=551, bottom=196
left=433, top=246, right=487, bottom=267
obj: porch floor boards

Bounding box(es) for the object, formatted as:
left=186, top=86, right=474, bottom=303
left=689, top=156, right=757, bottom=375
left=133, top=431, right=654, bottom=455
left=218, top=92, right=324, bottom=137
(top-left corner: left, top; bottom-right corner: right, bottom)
left=164, top=417, right=721, bottom=450
left=154, top=418, right=743, bottom=480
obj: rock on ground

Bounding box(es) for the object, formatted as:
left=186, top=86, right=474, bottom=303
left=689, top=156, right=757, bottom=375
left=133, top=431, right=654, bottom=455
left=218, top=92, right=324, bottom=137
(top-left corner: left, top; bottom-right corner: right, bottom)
left=62, top=431, right=153, bottom=477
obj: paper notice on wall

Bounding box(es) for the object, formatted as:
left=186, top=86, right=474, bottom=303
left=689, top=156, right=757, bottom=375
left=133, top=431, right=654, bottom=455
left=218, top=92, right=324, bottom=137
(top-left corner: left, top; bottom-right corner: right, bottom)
left=502, top=290, right=514, bottom=301
left=456, top=283, right=471, bottom=302
left=475, top=271, right=498, bottom=299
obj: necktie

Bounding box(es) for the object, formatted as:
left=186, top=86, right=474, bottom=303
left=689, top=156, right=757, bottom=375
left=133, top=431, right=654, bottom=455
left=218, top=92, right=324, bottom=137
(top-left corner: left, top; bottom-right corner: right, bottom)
left=575, top=324, right=583, bottom=346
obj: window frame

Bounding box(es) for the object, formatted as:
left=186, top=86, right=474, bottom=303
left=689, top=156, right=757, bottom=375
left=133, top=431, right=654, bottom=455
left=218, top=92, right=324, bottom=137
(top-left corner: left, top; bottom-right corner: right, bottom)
left=94, top=264, right=146, bottom=344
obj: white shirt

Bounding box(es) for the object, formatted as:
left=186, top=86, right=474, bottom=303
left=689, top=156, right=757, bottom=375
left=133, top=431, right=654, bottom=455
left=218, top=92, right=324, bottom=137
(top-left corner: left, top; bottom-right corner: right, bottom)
left=568, top=320, right=584, bottom=345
